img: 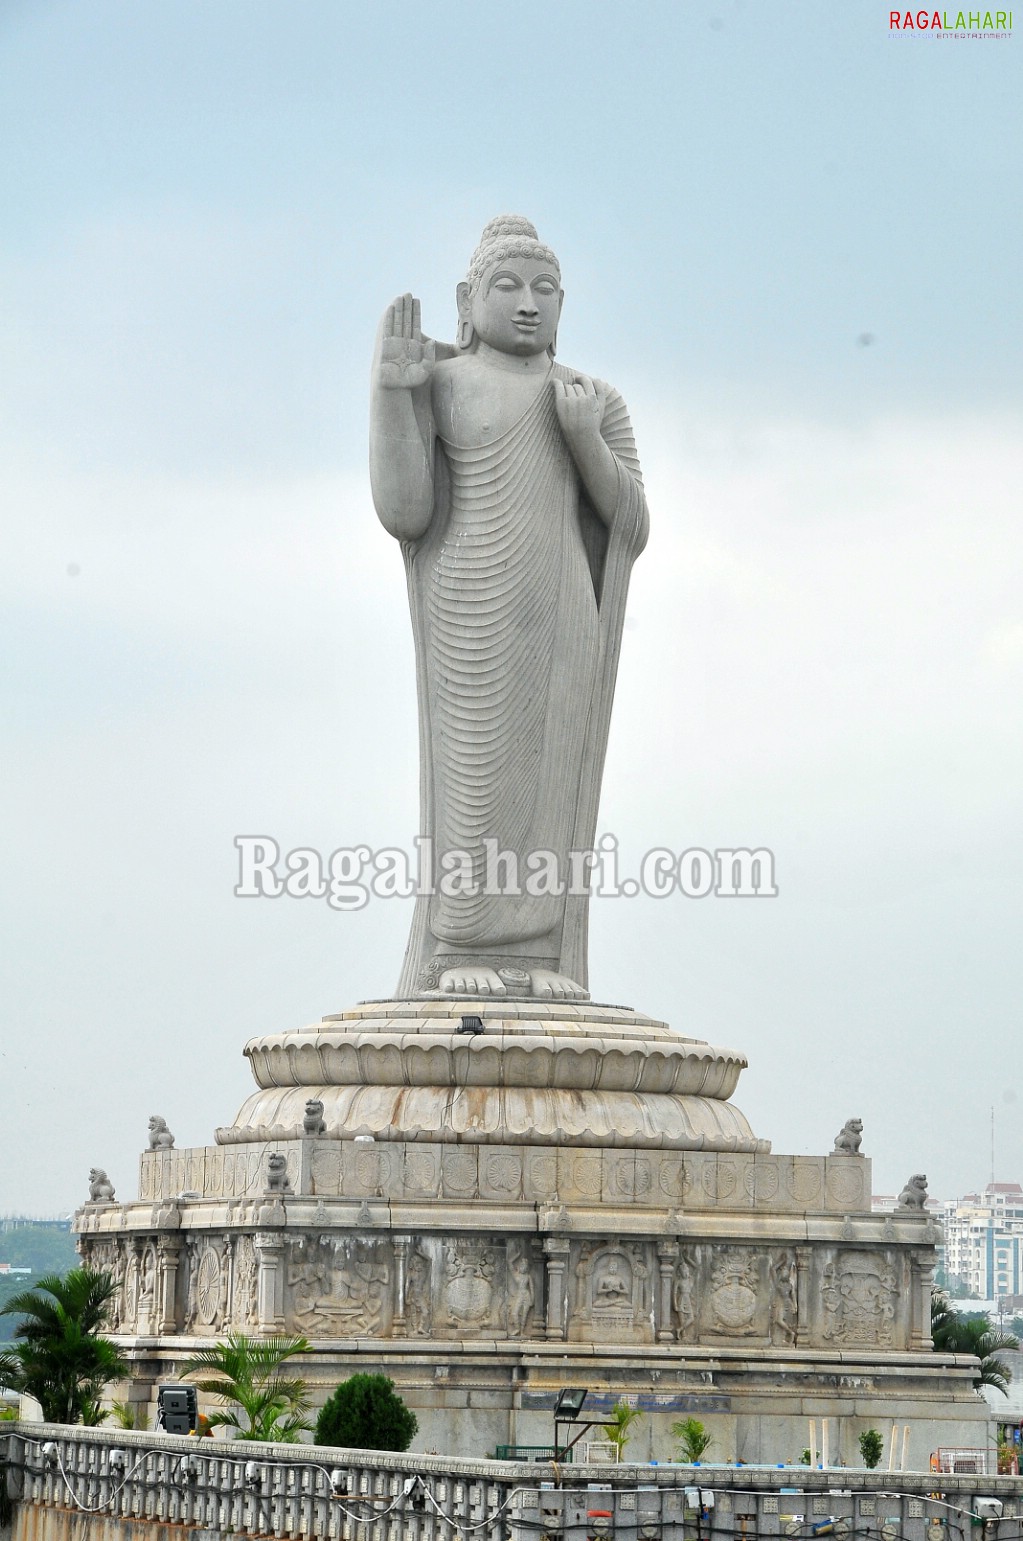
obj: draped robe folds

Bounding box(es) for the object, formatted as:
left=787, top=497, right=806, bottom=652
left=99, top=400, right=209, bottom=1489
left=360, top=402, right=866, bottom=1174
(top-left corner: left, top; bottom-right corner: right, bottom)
left=397, top=360, right=648, bottom=998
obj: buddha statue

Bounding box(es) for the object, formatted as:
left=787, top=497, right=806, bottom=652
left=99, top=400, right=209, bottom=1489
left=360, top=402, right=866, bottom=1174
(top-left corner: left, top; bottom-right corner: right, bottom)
left=370, top=215, right=648, bottom=1001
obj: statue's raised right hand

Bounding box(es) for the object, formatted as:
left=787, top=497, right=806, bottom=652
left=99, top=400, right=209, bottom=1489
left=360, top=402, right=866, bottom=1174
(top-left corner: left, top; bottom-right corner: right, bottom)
left=375, top=293, right=436, bottom=390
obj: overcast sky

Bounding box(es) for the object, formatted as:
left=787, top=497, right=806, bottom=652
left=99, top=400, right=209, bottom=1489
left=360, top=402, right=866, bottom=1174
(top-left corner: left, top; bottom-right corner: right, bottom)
left=2, top=0, right=1020, bottom=1217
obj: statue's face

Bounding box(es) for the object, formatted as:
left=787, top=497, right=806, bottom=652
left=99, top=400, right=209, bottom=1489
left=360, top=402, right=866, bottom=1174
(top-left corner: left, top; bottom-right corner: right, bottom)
left=470, top=255, right=562, bottom=356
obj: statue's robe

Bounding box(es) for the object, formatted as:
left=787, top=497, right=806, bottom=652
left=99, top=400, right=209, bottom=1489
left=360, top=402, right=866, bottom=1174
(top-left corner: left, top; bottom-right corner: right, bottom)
left=397, top=359, right=648, bottom=997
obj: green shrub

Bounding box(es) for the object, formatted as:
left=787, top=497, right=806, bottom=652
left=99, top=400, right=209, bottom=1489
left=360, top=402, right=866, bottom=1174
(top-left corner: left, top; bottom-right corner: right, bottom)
left=315, top=1374, right=417, bottom=1452
left=859, top=1428, right=884, bottom=1469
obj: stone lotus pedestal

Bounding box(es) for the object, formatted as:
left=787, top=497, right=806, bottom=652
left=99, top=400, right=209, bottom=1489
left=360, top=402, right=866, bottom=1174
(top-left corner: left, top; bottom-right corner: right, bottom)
left=75, top=996, right=987, bottom=1465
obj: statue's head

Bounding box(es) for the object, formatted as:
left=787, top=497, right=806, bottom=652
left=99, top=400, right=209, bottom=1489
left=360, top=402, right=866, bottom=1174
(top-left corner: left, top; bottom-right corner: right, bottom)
left=457, top=215, right=563, bottom=358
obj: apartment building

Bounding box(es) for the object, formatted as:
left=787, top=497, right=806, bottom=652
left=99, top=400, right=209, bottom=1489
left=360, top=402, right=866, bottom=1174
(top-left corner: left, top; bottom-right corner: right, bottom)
left=942, top=1182, right=1023, bottom=1301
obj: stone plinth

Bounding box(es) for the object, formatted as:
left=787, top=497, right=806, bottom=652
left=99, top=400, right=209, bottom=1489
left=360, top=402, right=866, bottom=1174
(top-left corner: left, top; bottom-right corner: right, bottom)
left=74, top=996, right=986, bottom=1462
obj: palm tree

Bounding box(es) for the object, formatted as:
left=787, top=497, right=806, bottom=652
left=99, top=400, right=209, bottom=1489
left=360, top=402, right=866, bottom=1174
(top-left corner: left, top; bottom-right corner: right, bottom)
left=181, top=1332, right=312, bottom=1442
left=932, top=1289, right=1018, bottom=1394
left=0, top=1269, right=127, bottom=1424
left=673, top=1415, right=714, bottom=1463
left=602, top=1400, right=643, bottom=1462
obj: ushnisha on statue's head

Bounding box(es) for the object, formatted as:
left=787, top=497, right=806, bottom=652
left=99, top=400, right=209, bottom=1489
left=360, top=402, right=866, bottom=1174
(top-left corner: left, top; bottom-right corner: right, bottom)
left=456, top=214, right=564, bottom=359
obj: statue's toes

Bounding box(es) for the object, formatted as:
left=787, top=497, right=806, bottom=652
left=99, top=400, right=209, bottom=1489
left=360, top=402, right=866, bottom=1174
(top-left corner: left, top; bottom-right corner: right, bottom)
left=438, top=967, right=506, bottom=997
left=529, top=969, right=588, bottom=1001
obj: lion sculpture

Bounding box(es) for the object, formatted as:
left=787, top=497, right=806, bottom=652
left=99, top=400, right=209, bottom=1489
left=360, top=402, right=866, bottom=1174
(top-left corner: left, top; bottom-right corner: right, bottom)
left=898, top=1173, right=928, bottom=1210
left=832, top=1118, right=863, bottom=1156
left=88, top=1168, right=116, bottom=1203
left=148, top=1115, right=175, bottom=1150
left=302, top=1098, right=327, bottom=1136
left=265, top=1152, right=291, bottom=1193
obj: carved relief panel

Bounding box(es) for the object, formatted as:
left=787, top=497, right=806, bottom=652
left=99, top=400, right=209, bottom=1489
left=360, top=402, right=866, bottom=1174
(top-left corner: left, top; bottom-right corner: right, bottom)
left=443, top=1240, right=496, bottom=1329
left=667, top=1244, right=799, bottom=1345
left=232, top=1234, right=259, bottom=1327
left=816, top=1249, right=902, bottom=1347
left=707, top=1248, right=760, bottom=1336
left=503, top=1238, right=537, bottom=1339
left=285, top=1235, right=391, bottom=1337
left=767, top=1250, right=798, bottom=1345
left=404, top=1242, right=433, bottom=1336
left=570, top=1242, right=653, bottom=1343
left=672, top=1249, right=698, bottom=1342
left=184, top=1236, right=228, bottom=1333
left=86, top=1239, right=128, bottom=1331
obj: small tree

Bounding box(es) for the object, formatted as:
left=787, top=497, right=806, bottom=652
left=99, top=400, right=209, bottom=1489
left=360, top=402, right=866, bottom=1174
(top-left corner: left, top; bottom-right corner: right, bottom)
left=182, top=1333, right=312, bottom=1442
left=0, top=1269, right=127, bottom=1424
left=602, top=1400, right=643, bottom=1462
left=672, top=1416, right=713, bottom=1463
left=316, top=1374, right=417, bottom=1452
left=932, top=1289, right=1017, bottom=1394
left=859, top=1428, right=884, bottom=1469
left=110, top=1399, right=149, bottom=1431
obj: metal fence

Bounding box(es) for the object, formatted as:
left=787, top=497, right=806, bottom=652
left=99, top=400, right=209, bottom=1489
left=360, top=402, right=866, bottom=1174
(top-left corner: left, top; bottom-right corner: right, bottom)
left=4, top=1423, right=1023, bottom=1541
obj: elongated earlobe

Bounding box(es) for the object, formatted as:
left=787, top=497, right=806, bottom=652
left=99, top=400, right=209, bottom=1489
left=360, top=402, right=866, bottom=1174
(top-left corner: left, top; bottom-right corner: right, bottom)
left=455, top=281, right=475, bottom=351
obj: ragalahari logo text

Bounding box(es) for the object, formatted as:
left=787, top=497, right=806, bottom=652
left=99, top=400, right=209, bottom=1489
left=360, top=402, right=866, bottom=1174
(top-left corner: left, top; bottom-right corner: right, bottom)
left=889, top=8, right=1012, bottom=33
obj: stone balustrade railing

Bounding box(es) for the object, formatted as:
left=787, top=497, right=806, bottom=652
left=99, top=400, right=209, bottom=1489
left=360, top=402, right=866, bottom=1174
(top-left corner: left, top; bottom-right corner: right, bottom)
left=3, top=1423, right=1022, bottom=1541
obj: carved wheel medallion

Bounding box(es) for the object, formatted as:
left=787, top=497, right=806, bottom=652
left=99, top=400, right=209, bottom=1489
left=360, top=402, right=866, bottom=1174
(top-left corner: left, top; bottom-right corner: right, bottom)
left=744, top=1164, right=779, bottom=1201
left=405, top=1151, right=436, bottom=1192
left=485, top=1153, right=521, bottom=1193
left=196, top=1247, right=222, bottom=1325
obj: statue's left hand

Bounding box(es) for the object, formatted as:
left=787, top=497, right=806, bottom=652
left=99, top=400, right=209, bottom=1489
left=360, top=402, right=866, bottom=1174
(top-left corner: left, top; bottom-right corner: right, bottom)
left=553, top=374, right=606, bottom=444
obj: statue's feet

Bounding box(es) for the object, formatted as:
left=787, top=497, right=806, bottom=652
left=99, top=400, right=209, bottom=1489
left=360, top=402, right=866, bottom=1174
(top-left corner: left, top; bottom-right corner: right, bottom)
left=438, top=966, right=507, bottom=997
left=529, top=969, right=589, bottom=1001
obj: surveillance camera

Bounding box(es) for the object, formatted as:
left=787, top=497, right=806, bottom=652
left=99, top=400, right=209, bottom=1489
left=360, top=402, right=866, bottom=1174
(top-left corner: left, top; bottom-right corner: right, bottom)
left=42, top=1441, right=59, bottom=1469
left=244, top=1461, right=261, bottom=1488
left=976, top=1500, right=1004, bottom=1521
left=330, top=1469, right=347, bottom=1496
left=109, top=1449, right=126, bottom=1473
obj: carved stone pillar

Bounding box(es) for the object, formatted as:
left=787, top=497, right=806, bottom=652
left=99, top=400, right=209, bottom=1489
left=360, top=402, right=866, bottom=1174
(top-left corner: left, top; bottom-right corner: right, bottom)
left=656, top=1239, right=679, bottom=1342
left=155, top=1237, right=183, bottom=1334
left=393, top=1234, right=409, bottom=1335
left=255, top=1233, right=287, bottom=1331
left=543, top=1237, right=570, bottom=1341
left=794, top=1245, right=814, bottom=1347
left=910, top=1248, right=936, bottom=1351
